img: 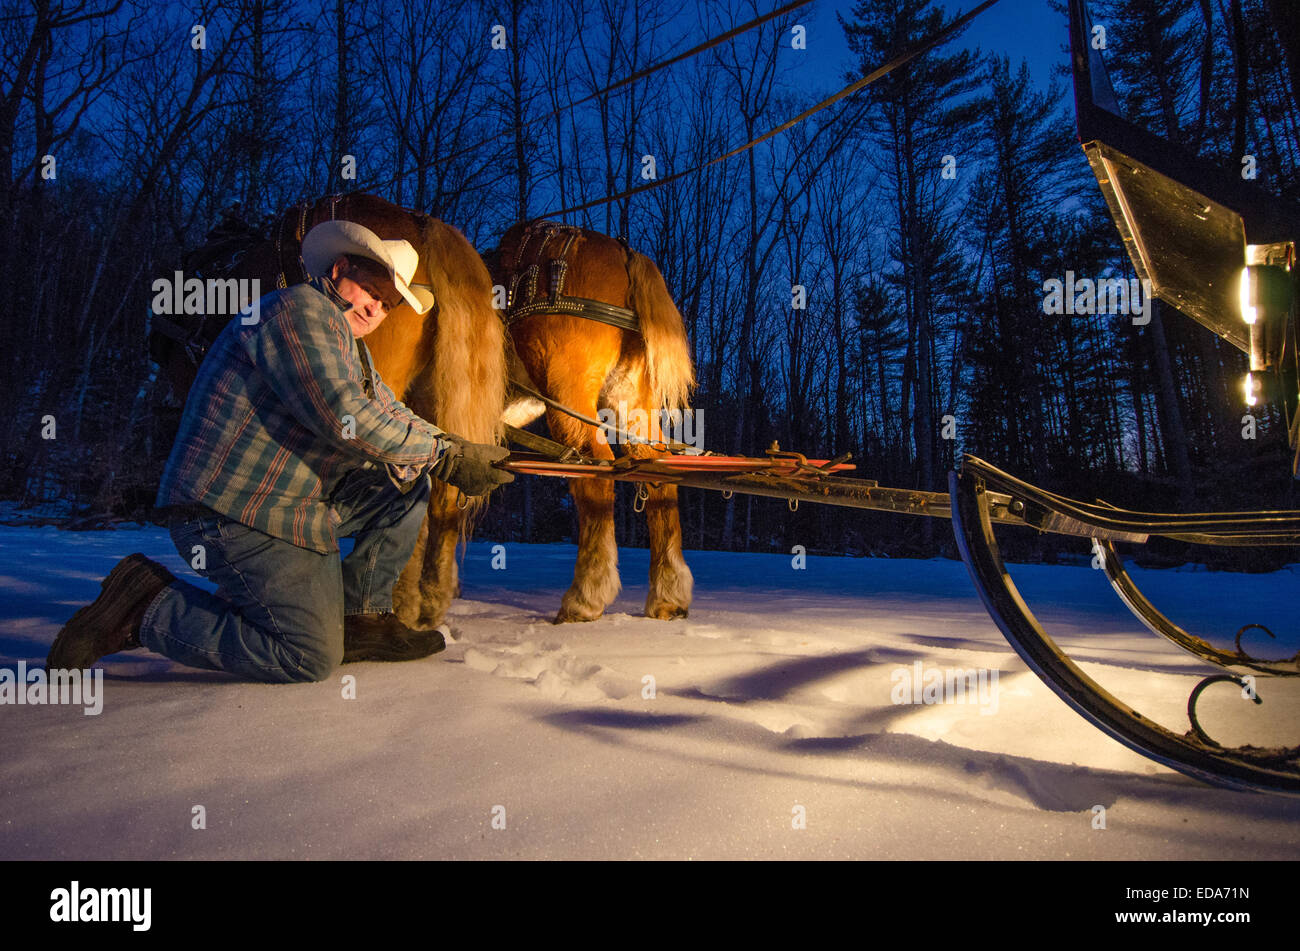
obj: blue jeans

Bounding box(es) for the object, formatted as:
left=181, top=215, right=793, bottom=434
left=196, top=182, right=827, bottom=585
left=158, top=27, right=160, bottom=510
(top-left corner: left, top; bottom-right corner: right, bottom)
left=139, top=468, right=431, bottom=683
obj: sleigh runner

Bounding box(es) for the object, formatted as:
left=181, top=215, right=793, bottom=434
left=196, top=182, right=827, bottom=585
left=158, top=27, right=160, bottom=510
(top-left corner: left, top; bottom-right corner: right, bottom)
left=489, top=0, right=1300, bottom=796
left=497, top=429, right=1300, bottom=796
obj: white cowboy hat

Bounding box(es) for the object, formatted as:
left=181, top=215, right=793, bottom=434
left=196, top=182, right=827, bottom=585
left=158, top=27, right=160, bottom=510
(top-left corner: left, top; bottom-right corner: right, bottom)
left=301, top=220, right=434, bottom=314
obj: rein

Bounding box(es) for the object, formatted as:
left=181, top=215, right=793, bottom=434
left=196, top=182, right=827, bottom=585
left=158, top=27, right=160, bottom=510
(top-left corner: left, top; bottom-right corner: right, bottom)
left=509, top=378, right=701, bottom=455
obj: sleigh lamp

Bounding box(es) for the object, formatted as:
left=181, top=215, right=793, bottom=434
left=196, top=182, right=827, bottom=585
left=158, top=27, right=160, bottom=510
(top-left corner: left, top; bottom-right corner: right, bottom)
left=1070, top=0, right=1300, bottom=474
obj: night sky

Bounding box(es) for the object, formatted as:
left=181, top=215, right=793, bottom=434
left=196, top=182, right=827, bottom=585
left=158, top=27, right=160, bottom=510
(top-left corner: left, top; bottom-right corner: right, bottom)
left=803, top=0, right=1066, bottom=97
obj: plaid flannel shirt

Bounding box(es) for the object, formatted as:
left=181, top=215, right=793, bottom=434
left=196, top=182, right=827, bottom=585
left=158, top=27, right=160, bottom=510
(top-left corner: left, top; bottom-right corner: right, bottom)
left=157, top=275, right=447, bottom=553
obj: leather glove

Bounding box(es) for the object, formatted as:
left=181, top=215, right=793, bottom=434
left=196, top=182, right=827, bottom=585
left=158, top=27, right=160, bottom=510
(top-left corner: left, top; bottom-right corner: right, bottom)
left=429, top=434, right=515, bottom=496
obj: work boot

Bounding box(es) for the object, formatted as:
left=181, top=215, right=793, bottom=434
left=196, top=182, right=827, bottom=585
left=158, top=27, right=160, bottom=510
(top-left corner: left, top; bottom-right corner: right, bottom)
left=47, top=553, right=175, bottom=669
left=342, top=612, right=446, bottom=663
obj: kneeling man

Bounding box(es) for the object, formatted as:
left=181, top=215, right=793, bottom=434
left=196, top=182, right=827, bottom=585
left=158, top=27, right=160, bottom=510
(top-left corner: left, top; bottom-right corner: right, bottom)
left=48, top=221, right=512, bottom=682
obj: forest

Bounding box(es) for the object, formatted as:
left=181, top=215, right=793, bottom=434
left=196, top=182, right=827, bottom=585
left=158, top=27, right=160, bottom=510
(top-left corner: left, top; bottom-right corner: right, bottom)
left=1, top=0, right=1297, bottom=564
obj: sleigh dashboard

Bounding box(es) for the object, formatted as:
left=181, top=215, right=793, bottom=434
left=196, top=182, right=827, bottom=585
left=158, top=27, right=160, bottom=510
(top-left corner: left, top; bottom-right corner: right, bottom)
left=1070, top=0, right=1300, bottom=473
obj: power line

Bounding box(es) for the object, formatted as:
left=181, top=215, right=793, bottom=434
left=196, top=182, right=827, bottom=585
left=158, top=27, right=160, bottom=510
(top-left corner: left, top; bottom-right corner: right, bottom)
left=357, top=0, right=812, bottom=195
left=536, top=0, right=1004, bottom=220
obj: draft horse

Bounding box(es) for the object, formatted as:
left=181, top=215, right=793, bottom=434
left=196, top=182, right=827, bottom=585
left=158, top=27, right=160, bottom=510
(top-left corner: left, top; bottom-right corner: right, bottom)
left=153, top=194, right=695, bottom=626
left=490, top=220, right=696, bottom=621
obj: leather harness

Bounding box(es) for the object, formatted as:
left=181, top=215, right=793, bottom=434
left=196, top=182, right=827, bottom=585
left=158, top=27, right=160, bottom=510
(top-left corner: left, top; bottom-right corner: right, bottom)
left=275, top=193, right=347, bottom=289
left=500, top=222, right=641, bottom=334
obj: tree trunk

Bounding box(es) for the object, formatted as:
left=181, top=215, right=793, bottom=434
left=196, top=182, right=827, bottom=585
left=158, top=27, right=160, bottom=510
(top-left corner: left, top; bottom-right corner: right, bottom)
left=1148, top=301, right=1195, bottom=501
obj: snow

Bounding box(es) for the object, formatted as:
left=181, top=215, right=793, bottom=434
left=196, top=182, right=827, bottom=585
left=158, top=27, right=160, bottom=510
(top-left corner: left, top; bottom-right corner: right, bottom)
left=1, top=524, right=1298, bottom=859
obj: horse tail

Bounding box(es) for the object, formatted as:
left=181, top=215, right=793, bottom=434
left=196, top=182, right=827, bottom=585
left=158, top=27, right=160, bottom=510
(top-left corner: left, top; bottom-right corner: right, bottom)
left=626, top=251, right=695, bottom=410
left=419, top=217, right=507, bottom=446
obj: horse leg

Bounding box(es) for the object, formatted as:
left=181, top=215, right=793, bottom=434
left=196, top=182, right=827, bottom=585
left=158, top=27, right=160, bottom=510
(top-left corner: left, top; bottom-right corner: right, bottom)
left=419, top=482, right=463, bottom=627
left=391, top=510, right=427, bottom=626
left=550, top=409, right=621, bottom=624
left=643, top=480, right=692, bottom=619
left=623, top=443, right=693, bottom=620
left=392, top=482, right=461, bottom=629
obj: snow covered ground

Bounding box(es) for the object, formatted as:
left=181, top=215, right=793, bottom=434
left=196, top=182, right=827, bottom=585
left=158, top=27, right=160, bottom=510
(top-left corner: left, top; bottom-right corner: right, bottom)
left=1, top=523, right=1298, bottom=860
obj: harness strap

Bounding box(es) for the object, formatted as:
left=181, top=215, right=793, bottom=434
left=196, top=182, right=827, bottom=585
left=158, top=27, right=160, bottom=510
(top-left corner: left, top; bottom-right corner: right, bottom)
left=503, top=423, right=591, bottom=462
left=505, top=296, right=640, bottom=332
left=294, top=202, right=310, bottom=275
left=355, top=339, right=377, bottom=399
left=502, top=221, right=640, bottom=333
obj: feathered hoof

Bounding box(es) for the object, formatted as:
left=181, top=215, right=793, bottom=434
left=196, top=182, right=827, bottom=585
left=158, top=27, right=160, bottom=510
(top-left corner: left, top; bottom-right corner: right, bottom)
left=553, top=607, right=602, bottom=624
left=645, top=603, right=689, bottom=621
left=406, top=594, right=450, bottom=631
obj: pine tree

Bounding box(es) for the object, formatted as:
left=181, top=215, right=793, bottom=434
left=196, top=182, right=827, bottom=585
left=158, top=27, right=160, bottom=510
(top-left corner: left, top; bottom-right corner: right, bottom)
left=840, top=0, right=982, bottom=492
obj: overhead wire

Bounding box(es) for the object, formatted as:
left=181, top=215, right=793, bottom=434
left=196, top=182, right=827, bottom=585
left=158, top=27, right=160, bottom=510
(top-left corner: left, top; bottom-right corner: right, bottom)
left=535, top=0, right=1004, bottom=219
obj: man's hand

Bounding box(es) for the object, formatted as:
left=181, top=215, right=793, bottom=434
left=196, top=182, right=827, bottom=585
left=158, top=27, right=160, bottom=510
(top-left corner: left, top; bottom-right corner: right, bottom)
left=430, top=434, right=515, bottom=497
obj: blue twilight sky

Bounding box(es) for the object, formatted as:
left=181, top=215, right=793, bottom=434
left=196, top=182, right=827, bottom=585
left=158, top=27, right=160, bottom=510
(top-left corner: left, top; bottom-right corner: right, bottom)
left=802, top=0, right=1068, bottom=97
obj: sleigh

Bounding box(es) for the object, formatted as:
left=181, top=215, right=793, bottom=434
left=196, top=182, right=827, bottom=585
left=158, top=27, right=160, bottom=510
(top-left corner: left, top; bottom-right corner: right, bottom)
left=501, top=0, right=1300, bottom=795
left=150, top=0, right=1297, bottom=795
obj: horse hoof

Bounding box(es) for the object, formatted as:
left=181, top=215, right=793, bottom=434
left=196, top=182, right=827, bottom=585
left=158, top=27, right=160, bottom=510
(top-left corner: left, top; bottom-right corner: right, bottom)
left=646, top=604, right=688, bottom=620
left=553, top=608, right=601, bottom=624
